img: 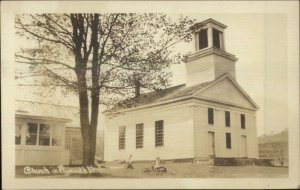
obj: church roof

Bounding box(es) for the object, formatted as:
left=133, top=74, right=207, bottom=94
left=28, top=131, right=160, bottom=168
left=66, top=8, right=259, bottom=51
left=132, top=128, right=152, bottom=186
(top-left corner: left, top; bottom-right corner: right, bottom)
left=109, top=74, right=259, bottom=113
left=194, top=18, right=227, bottom=29
left=15, top=100, right=80, bottom=127
left=111, top=80, right=214, bottom=111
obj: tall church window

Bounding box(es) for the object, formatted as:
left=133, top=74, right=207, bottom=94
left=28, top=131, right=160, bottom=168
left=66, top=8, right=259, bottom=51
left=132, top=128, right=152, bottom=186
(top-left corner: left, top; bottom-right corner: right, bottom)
left=213, top=28, right=221, bottom=49
left=119, top=126, right=126, bottom=150
left=225, top=111, right=230, bottom=127
left=241, top=114, right=246, bottom=129
left=136, top=123, right=144, bottom=149
left=208, top=108, right=214, bottom=125
left=199, top=29, right=208, bottom=49
left=226, top=133, right=231, bottom=149
left=155, top=120, right=164, bottom=147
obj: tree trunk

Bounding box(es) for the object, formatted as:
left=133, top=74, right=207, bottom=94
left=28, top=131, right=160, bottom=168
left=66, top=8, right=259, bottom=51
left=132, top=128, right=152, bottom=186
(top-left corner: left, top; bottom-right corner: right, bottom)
left=71, top=13, right=96, bottom=167
left=89, top=89, right=99, bottom=166
left=88, top=13, right=100, bottom=166
left=78, top=77, right=91, bottom=166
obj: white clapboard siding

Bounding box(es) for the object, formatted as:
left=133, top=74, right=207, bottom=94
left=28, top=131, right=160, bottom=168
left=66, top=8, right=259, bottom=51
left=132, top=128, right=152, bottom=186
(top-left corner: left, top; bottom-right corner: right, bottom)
left=104, top=104, right=195, bottom=161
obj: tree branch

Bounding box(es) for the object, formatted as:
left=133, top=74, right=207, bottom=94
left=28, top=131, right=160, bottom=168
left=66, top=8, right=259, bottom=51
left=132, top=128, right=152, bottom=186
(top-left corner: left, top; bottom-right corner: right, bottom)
left=16, top=16, right=74, bottom=50
left=15, top=54, right=75, bottom=70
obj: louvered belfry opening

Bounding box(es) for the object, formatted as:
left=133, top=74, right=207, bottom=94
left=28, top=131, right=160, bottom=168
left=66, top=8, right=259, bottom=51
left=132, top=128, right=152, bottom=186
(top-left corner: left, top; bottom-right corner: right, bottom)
left=199, top=29, right=208, bottom=50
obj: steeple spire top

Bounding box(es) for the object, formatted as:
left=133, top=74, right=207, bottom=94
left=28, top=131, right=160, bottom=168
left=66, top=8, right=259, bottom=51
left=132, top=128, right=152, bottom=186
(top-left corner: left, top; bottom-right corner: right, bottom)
left=185, top=19, right=238, bottom=87
left=192, top=18, right=227, bottom=51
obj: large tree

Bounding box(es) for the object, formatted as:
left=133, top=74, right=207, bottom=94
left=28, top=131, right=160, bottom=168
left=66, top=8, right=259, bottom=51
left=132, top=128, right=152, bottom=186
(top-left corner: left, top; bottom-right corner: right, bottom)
left=15, top=13, right=195, bottom=166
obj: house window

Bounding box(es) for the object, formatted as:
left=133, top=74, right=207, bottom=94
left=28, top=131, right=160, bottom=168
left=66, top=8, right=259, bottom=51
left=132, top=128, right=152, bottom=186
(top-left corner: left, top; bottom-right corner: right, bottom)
left=136, top=123, right=144, bottom=149
left=225, top=111, right=230, bottom=127
left=39, top=124, right=51, bottom=146
left=155, top=120, right=164, bottom=147
left=26, top=123, right=38, bottom=145
left=52, top=125, right=62, bottom=146
left=226, top=133, right=231, bottom=149
left=15, top=124, right=22, bottom=145
left=213, top=28, right=221, bottom=49
left=199, top=29, right=208, bottom=49
left=119, top=126, right=126, bottom=150
left=208, top=108, right=214, bottom=125
left=19, top=122, right=62, bottom=146
left=241, top=114, right=246, bottom=129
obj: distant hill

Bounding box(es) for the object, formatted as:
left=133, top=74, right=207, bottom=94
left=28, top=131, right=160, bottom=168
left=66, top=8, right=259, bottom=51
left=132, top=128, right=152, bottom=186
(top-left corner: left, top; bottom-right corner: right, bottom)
left=258, top=129, right=288, bottom=166
left=258, top=129, right=288, bottom=144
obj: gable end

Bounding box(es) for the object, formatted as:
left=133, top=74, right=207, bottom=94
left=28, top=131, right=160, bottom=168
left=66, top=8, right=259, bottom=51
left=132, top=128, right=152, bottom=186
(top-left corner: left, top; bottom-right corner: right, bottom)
left=193, top=74, right=258, bottom=110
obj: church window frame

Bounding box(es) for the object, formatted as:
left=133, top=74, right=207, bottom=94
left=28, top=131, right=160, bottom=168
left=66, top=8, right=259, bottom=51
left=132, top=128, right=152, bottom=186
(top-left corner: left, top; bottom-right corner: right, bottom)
left=208, top=108, right=214, bottom=125
left=155, top=120, right=164, bottom=147
left=225, top=111, right=230, bottom=127
left=119, top=126, right=126, bottom=150
left=136, top=123, right=144, bottom=149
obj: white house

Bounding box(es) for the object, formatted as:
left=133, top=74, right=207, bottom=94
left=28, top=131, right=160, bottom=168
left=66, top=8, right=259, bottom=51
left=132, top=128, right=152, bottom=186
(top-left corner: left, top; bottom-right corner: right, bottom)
left=104, top=19, right=259, bottom=163
left=15, top=100, right=83, bottom=166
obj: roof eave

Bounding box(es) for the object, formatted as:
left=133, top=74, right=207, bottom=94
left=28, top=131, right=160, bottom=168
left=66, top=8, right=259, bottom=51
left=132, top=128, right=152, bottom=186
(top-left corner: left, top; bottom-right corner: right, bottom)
left=194, top=18, right=228, bottom=29
left=185, top=47, right=238, bottom=63
left=105, top=93, right=258, bottom=115
left=15, top=114, right=71, bottom=123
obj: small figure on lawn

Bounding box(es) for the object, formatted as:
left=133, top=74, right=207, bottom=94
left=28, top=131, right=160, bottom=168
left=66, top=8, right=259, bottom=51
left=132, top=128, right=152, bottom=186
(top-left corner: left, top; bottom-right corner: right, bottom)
left=125, top=154, right=134, bottom=169
left=151, top=157, right=167, bottom=172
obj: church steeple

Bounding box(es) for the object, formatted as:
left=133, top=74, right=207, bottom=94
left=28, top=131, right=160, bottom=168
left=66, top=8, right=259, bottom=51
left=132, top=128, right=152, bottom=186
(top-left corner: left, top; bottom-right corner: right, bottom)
left=194, top=18, right=227, bottom=51
left=185, top=18, right=238, bottom=87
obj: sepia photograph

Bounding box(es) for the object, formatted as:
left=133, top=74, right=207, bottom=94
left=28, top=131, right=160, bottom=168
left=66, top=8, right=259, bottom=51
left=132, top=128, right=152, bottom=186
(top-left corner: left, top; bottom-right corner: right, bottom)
left=1, top=1, right=299, bottom=189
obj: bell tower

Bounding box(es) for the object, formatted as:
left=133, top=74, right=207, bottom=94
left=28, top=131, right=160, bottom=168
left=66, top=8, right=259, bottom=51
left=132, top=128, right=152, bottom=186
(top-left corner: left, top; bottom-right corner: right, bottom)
left=185, top=18, right=238, bottom=87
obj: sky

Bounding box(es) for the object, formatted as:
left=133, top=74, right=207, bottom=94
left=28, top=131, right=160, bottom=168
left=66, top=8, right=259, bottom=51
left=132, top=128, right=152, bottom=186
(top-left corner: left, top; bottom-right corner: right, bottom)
left=4, top=1, right=299, bottom=136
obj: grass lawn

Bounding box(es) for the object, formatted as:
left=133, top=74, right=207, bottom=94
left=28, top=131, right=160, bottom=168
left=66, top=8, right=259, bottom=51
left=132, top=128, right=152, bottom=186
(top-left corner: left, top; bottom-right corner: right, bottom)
left=16, top=162, right=288, bottom=178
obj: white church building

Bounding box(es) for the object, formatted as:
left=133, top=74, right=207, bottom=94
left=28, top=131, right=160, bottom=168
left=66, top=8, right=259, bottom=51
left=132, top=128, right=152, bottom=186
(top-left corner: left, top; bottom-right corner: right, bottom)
left=104, top=19, right=259, bottom=163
